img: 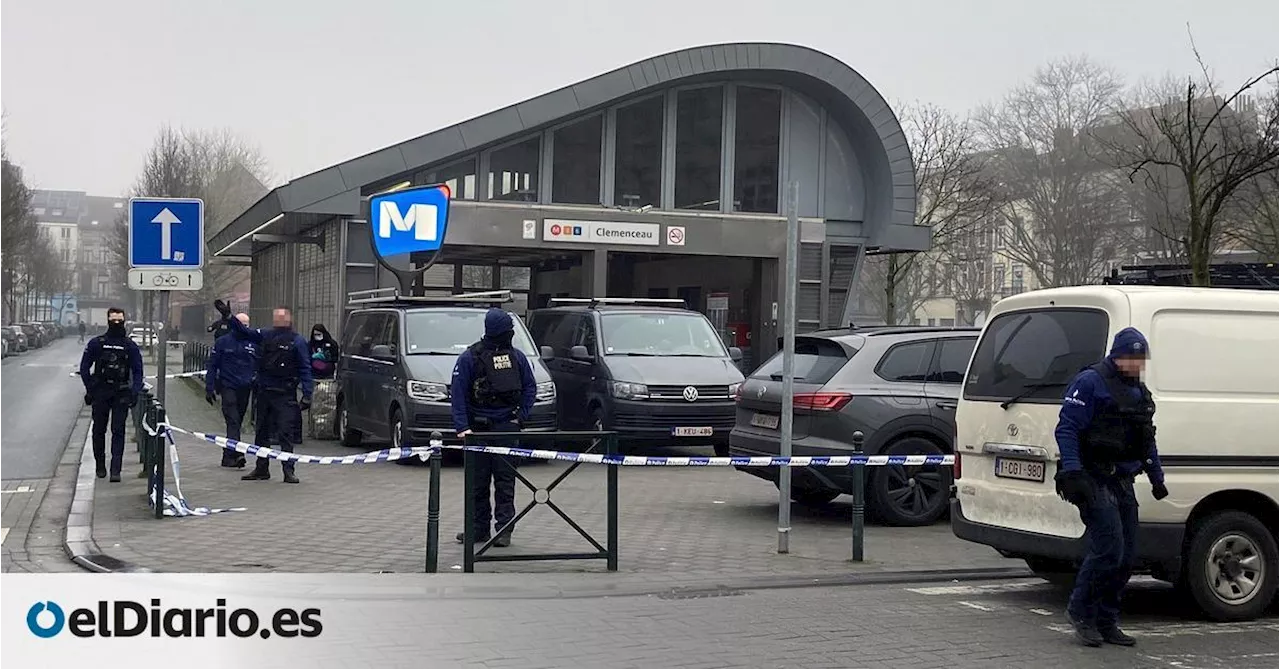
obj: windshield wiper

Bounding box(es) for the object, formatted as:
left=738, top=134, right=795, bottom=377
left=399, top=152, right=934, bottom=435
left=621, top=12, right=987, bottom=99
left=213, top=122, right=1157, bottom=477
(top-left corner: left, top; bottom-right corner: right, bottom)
left=999, top=381, right=1067, bottom=410
left=609, top=352, right=662, bottom=356
left=407, top=350, right=460, bottom=355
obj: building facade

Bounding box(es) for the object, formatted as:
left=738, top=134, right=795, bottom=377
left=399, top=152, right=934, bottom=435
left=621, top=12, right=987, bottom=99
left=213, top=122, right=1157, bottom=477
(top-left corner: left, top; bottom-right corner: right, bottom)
left=29, top=189, right=129, bottom=324
left=214, top=43, right=928, bottom=363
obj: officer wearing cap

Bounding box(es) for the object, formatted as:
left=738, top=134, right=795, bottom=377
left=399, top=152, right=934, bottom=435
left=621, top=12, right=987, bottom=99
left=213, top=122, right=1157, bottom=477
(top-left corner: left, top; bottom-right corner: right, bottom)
left=1055, top=327, right=1167, bottom=648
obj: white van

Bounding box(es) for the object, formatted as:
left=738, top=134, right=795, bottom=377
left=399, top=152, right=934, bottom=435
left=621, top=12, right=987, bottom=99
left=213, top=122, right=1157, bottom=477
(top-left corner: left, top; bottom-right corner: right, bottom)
left=951, top=285, right=1278, bottom=621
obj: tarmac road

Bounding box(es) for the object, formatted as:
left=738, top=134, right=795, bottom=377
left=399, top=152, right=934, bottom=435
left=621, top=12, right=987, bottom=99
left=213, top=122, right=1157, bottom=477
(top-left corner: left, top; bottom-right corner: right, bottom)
left=1, top=337, right=86, bottom=480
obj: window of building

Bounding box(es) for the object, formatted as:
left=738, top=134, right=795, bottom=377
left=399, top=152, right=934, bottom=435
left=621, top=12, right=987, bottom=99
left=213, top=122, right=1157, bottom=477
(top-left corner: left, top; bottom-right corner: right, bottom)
left=613, top=96, right=664, bottom=208
left=1012, top=264, right=1025, bottom=293
left=486, top=137, right=540, bottom=202
left=552, top=116, right=603, bottom=205
left=733, top=86, right=781, bottom=213
left=422, top=157, right=477, bottom=200
left=993, top=264, right=1005, bottom=293
left=674, top=87, right=723, bottom=210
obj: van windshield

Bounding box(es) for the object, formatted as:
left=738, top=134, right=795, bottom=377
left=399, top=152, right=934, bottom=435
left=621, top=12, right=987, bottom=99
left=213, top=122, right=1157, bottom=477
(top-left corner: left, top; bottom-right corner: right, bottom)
left=600, top=312, right=729, bottom=357
left=964, top=308, right=1109, bottom=403
left=404, top=310, right=538, bottom=356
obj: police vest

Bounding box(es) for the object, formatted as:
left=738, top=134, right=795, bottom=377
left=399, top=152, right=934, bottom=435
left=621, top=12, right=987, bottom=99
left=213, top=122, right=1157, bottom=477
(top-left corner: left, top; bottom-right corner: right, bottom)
left=1079, top=362, right=1155, bottom=467
left=95, top=341, right=132, bottom=391
left=259, top=332, right=299, bottom=383
left=468, top=342, right=523, bottom=410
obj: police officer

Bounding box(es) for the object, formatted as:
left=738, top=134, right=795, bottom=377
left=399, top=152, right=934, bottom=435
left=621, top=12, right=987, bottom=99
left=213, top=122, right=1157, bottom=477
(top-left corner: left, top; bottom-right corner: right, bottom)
left=451, top=308, right=536, bottom=547
left=1055, top=327, right=1168, bottom=648
left=205, top=312, right=256, bottom=468
left=215, top=301, right=313, bottom=484
left=78, top=308, right=144, bottom=482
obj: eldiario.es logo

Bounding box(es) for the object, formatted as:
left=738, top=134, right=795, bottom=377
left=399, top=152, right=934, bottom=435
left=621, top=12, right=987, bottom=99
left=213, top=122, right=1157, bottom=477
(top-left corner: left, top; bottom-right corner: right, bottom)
left=27, top=599, right=322, bottom=639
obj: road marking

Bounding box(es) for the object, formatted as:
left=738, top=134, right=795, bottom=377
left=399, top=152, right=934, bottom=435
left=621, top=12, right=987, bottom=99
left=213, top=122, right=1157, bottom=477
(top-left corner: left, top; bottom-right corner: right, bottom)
left=1, top=486, right=32, bottom=494
left=907, top=580, right=1047, bottom=596
left=1140, top=652, right=1279, bottom=669
left=1029, top=608, right=1054, bottom=616
left=1046, top=620, right=1278, bottom=638
left=957, top=601, right=995, bottom=612
left=1, top=528, right=8, bottom=544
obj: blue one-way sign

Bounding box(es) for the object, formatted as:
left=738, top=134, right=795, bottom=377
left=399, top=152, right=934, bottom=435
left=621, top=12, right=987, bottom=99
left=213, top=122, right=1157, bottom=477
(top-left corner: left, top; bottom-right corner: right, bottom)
left=129, top=198, right=204, bottom=269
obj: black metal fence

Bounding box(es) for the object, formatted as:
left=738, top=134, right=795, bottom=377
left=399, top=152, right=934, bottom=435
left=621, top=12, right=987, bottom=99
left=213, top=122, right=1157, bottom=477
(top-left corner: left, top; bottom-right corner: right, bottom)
left=182, top=341, right=212, bottom=374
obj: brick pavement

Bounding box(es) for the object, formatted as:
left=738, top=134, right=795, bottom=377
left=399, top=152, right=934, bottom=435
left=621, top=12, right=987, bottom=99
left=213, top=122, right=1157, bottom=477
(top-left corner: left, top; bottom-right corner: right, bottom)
left=84, top=370, right=1022, bottom=576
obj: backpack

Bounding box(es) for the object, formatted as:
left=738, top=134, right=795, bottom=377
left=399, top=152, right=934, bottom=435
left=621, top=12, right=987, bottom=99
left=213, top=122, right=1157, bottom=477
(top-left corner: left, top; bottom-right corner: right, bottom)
left=259, top=332, right=299, bottom=381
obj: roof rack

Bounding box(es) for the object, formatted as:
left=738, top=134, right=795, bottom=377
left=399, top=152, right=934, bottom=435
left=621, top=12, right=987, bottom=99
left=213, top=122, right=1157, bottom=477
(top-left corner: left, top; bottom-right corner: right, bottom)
left=346, top=288, right=514, bottom=306
left=546, top=297, right=688, bottom=309
left=1102, top=262, right=1277, bottom=290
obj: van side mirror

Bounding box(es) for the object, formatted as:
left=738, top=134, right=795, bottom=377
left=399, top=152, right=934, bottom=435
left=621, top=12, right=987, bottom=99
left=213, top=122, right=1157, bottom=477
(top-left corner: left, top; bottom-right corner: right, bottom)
left=370, top=344, right=394, bottom=359
left=570, top=345, right=592, bottom=361
left=540, top=345, right=555, bottom=361
left=728, top=347, right=743, bottom=362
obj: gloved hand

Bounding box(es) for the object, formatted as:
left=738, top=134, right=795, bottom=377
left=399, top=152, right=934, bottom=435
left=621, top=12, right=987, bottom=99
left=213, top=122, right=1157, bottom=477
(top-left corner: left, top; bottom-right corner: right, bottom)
left=1054, top=469, right=1095, bottom=508
left=1152, top=482, right=1169, bottom=501
left=213, top=299, right=231, bottom=318
left=206, top=392, right=216, bottom=406
left=84, top=393, right=93, bottom=406
left=300, top=396, right=312, bottom=411
left=128, top=393, right=138, bottom=408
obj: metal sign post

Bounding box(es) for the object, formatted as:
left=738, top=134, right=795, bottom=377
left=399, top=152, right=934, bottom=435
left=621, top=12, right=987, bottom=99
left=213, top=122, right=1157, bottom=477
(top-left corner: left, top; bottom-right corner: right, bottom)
left=778, top=182, right=800, bottom=554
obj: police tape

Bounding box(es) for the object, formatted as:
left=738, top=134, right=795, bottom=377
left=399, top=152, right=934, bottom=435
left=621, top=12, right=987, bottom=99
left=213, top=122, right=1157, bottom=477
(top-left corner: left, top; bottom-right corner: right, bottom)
left=145, top=424, right=247, bottom=517
left=68, top=370, right=206, bottom=380
left=160, top=422, right=953, bottom=468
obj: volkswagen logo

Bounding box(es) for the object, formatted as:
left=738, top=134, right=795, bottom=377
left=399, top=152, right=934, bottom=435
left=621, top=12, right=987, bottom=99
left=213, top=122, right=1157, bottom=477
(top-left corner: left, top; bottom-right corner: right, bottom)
left=682, top=386, right=699, bottom=402
left=756, top=385, right=766, bottom=399
left=1007, top=423, right=1019, bottom=437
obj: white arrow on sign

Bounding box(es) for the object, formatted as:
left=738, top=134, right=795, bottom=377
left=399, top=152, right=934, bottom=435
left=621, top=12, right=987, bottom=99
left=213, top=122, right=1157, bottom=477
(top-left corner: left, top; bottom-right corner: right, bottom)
left=151, top=207, right=181, bottom=260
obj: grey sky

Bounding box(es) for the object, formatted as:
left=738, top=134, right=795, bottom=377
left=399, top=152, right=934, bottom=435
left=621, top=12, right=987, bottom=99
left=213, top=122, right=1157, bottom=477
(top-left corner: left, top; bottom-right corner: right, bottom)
left=3, top=0, right=1276, bottom=195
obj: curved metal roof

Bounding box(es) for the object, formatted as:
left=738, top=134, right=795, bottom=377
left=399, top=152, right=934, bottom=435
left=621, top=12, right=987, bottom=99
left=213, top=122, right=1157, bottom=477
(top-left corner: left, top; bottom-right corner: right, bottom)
left=212, top=42, right=915, bottom=255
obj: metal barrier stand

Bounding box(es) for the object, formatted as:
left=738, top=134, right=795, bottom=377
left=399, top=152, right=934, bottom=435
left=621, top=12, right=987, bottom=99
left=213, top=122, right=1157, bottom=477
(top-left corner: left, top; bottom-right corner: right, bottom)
left=850, top=431, right=866, bottom=562
left=425, top=434, right=442, bottom=573
left=462, top=430, right=618, bottom=573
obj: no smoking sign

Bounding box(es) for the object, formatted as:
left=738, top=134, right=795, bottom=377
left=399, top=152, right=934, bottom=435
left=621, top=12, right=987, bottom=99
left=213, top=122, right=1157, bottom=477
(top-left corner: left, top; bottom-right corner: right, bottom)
left=667, top=225, right=686, bottom=246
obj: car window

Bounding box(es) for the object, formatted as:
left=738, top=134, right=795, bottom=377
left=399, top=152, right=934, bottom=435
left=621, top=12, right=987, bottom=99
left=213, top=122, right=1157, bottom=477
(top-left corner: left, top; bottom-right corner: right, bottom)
left=572, top=316, right=598, bottom=354
left=537, top=313, right=579, bottom=358
left=341, top=313, right=367, bottom=351
left=964, top=308, right=1109, bottom=402
left=876, top=341, right=934, bottom=383
left=352, top=313, right=389, bottom=357
left=928, top=337, right=977, bottom=384
left=750, top=338, right=850, bottom=384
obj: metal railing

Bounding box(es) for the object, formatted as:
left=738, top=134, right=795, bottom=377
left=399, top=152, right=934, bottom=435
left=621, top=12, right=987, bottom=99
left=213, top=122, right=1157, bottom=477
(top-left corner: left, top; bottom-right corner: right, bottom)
left=182, top=341, right=212, bottom=374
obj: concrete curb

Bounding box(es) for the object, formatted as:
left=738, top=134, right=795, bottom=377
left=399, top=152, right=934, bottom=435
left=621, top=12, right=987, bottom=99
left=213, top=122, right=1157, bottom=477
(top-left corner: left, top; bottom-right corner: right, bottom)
left=62, top=412, right=153, bottom=574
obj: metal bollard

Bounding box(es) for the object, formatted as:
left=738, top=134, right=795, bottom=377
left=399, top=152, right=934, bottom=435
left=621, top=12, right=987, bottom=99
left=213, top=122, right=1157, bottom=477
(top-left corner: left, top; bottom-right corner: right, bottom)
left=850, top=430, right=866, bottom=562
left=425, top=432, right=442, bottom=574
left=153, top=402, right=167, bottom=519
left=463, top=445, right=475, bottom=573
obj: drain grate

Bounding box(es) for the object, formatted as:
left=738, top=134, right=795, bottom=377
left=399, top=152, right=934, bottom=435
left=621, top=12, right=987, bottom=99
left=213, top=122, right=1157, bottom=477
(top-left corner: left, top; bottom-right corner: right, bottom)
left=657, top=587, right=747, bottom=600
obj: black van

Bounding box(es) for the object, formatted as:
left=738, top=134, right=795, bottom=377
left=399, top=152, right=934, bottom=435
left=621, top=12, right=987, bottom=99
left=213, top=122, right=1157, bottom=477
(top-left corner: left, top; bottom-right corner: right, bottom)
left=335, top=291, right=558, bottom=452
left=527, top=298, right=745, bottom=455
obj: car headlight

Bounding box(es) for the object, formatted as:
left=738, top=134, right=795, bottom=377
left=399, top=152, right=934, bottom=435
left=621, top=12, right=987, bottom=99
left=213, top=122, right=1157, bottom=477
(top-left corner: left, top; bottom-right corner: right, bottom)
left=407, top=380, right=449, bottom=402
left=728, top=382, right=741, bottom=397
left=536, top=381, right=556, bottom=402
left=610, top=381, right=649, bottom=400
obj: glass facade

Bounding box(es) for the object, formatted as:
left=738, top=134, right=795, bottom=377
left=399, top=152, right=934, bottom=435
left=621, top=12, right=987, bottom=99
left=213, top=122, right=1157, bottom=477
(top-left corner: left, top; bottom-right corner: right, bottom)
left=613, top=96, right=664, bottom=208
left=674, top=87, right=723, bottom=210
left=418, top=158, right=477, bottom=200
left=733, top=86, right=782, bottom=213
left=552, top=116, right=603, bottom=204
left=487, top=137, right=540, bottom=202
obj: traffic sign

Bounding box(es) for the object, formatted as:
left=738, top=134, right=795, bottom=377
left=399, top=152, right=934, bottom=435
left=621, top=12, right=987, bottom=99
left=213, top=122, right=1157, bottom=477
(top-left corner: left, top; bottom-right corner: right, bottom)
left=368, top=184, right=451, bottom=259
left=127, top=269, right=204, bottom=291
left=129, top=198, right=204, bottom=269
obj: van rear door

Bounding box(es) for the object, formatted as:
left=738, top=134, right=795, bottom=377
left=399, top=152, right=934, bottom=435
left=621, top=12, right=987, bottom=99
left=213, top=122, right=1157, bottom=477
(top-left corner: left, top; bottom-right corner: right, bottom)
left=954, top=307, right=1111, bottom=538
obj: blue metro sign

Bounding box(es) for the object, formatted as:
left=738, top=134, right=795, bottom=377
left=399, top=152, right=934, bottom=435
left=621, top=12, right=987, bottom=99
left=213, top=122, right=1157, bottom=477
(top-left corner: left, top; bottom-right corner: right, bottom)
left=128, top=197, right=204, bottom=269
left=368, top=184, right=452, bottom=260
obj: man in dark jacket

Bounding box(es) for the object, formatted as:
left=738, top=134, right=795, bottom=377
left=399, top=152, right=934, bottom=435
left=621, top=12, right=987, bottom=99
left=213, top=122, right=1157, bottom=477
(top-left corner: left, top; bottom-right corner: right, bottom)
left=1055, top=327, right=1167, bottom=648
left=450, top=308, right=536, bottom=547
left=79, top=307, right=145, bottom=482
left=217, top=301, right=313, bottom=484
left=206, top=312, right=256, bottom=468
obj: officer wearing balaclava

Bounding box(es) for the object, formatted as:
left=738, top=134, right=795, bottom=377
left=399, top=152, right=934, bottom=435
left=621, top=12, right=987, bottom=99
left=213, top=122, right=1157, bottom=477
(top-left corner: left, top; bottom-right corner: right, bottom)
left=78, top=307, right=144, bottom=481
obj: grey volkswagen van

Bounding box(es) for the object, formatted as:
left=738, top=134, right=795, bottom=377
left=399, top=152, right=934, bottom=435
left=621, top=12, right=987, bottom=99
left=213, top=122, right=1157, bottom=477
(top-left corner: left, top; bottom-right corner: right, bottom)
left=335, top=291, right=557, bottom=453
left=526, top=298, right=745, bottom=455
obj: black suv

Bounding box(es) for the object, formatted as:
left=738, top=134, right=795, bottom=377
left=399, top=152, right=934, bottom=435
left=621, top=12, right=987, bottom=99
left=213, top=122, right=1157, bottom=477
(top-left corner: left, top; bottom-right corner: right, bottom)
left=527, top=298, right=746, bottom=454
left=730, top=326, right=978, bottom=526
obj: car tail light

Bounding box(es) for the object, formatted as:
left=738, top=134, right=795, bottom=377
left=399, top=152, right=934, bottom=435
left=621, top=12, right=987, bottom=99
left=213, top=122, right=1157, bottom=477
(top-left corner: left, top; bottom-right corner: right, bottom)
left=953, top=452, right=962, bottom=480
left=793, top=392, right=852, bottom=412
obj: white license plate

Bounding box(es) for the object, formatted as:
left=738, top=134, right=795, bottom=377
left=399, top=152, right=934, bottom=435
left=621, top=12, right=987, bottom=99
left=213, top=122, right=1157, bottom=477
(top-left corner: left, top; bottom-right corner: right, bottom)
left=994, top=457, right=1046, bottom=482
left=672, top=427, right=714, bottom=437
left=750, top=413, right=780, bottom=429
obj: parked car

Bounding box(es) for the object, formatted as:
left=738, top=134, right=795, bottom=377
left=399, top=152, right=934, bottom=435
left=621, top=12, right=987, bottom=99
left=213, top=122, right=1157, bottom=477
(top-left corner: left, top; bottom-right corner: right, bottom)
left=730, top=326, right=978, bottom=526
left=41, top=321, right=63, bottom=338
left=335, top=291, right=558, bottom=455
left=17, top=323, right=43, bottom=348
left=2, top=336, right=8, bottom=357
left=951, top=285, right=1278, bottom=622
left=130, top=327, right=155, bottom=350
left=6, top=326, right=28, bottom=353
left=527, top=298, right=745, bottom=455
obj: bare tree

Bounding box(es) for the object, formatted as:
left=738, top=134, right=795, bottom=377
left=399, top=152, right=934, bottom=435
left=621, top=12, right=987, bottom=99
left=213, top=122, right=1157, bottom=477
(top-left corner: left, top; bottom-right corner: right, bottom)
left=871, top=102, right=1000, bottom=324
left=1101, top=35, right=1278, bottom=285
left=940, top=220, right=999, bottom=325
left=1222, top=169, right=1279, bottom=261
left=978, top=56, right=1135, bottom=288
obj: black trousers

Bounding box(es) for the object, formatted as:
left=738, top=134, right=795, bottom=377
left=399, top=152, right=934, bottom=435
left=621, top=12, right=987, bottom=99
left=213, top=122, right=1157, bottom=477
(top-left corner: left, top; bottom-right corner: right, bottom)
left=91, top=393, right=130, bottom=475
left=252, top=389, right=297, bottom=475
left=219, top=385, right=252, bottom=466
left=468, top=420, right=519, bottom=537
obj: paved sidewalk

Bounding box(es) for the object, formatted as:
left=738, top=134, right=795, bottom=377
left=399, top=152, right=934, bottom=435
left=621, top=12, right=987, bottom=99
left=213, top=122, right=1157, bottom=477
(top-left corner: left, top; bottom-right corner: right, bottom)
left=84, top=373, right=1022, bottom=576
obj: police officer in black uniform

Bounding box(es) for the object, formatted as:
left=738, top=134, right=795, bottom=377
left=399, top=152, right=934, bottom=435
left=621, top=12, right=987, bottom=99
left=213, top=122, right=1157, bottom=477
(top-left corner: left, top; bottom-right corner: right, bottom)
left=205, top=312, right=256, bottom=468
left=450, top=308, right=536, bottom=547
left=1055, top=327, right=1167, bottom=648
left=78, top=307, right=144, bottom=482
left=216, top=300, right=313, bottom=484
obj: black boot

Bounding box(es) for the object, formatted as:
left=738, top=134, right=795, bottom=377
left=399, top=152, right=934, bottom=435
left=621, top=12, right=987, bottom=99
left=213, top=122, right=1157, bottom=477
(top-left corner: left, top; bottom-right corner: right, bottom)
left=109, top=472, right=121, bottom=483
left=282, top=471, right=299, bottom=484
left=493, top=532, right=512, bottom=548
left=95, top=461, right=107, bottom=479
left=1065, top=610, right=1102, bottom=647
left=241, top=469, right=270, bottom=481
left=1098, top=627, right=1136, bottom=646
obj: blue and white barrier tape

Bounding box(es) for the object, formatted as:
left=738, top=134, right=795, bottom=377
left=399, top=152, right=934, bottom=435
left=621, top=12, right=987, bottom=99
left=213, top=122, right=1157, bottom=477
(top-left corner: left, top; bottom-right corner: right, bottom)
left=148, top=426, right=247, bottom=517
left=163, top=424, right=434, bottom=465
left=69, top=369, right=206, bottom=380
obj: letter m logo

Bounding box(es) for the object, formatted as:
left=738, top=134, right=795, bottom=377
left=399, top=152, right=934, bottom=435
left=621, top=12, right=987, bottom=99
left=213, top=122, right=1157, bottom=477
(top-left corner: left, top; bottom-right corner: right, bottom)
left=378, top=202, right=439, bottom=241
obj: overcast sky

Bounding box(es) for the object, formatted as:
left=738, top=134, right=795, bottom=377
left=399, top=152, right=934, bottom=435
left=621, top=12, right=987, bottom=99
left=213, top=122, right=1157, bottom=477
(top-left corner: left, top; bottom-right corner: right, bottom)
left=2, top=0, right=1276, bottom=195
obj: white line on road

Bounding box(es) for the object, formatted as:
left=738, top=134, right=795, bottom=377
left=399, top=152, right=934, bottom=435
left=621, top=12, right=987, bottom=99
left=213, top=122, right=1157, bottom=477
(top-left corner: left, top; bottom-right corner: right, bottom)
left=906, top=580, right=1047, bottom=596
left=1, top=527, right=8, bottom=544
left=957, top=601, right=995, bottom=612
left=1, top=486, right=33, bottom=494
left=1029, top=608, right=1054, bottom=616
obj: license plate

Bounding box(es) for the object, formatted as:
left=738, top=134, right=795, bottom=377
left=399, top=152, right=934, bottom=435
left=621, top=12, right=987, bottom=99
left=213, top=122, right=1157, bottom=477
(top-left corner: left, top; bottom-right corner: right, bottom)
left=672, top=427, right=714, bottom=437
left=994, top=457, right=1046, bottom=482
left=750, top=413, right=780, bottom=429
